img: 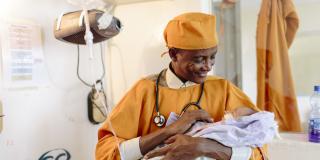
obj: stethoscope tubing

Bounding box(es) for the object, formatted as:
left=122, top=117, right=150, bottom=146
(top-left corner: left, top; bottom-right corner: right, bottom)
left=154, top=69, right=205, bottom=127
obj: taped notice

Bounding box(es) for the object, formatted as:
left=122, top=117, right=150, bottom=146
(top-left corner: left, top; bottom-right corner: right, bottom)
left=1, top=21, right=49, bottom=88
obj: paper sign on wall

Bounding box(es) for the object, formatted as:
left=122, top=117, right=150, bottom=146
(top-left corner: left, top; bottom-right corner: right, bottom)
left=0, top=21, right=49, bottom=88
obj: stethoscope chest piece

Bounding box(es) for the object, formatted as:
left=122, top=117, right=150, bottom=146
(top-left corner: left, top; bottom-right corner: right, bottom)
left=154, top=113, right=166, bottom=127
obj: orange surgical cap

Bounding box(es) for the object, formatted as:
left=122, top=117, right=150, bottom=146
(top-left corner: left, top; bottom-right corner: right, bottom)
left=164, top=12, right=218, bottom=50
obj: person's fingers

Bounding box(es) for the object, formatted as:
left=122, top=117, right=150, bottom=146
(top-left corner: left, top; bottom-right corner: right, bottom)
left=162, top=152, right=175, bottom=160
left=162, top=149, right=186, bottom=160
left=164, top=134, right=179, bottom=144
left=144, top=145, right=172, bottom=159
left=199, top=110, right=214, bottom=122
left=170, top=110, right=214, bottom=134
left=186, top=110, right=213, bottom=123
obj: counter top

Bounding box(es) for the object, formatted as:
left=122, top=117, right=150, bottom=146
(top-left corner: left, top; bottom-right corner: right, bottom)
left=268, top=132, right=320, bottom=160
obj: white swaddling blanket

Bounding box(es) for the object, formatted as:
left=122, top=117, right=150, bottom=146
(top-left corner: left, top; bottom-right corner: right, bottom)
left=165, top=111, right=278, bottom=147
left=145, top=111, right=277, bottom=160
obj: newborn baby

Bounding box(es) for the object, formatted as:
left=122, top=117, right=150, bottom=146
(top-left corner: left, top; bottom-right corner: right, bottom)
left=144, top=108, right=277, bottom=160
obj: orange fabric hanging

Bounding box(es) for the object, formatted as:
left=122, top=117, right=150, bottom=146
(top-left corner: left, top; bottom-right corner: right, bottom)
left=256, top=0, right=301, bottom=131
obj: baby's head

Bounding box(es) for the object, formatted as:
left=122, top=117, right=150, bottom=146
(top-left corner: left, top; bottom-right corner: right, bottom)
left=224, top=107, right=256, bottom=120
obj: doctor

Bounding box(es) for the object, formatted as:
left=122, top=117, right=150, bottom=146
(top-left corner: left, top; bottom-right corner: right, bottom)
left=96, top=12, right=266, bottom=160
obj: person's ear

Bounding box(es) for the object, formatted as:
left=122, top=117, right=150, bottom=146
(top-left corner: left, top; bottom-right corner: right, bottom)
left=169, top=48, right=178, bottom=62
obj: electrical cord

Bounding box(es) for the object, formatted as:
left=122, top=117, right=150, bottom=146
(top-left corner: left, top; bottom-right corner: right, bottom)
left=76, top=43, right=122, bottom=157
left=76, top=43, right=106, bottom=87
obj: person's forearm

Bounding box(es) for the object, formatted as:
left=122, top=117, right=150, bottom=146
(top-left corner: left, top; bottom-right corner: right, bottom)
left=197, top=138, right=232, bottom=160
left=139, top=127, right=175, bottom=155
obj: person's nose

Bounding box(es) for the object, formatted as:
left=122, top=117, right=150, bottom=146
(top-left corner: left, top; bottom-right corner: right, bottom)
left=203, top=59, right=214, bottom=71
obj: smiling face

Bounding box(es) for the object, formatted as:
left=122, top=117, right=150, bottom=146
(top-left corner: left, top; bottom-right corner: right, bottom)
left=169, top=47, right=218, bottom=84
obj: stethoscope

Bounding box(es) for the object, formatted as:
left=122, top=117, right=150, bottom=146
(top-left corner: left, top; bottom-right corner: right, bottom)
left=153, top=70, right=205, bottom=127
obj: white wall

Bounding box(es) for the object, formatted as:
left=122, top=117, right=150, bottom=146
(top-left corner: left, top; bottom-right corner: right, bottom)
left=4, top=0, right=315, bottom=159
left=0, top=0, right=211, bottom=159
left=289, top=2, right=320, bottom=95
left=239, top=0, right=258, bottom=104
left=0, top=0, right=103, bottom=159
left=240, top=0, right=320, bottom=132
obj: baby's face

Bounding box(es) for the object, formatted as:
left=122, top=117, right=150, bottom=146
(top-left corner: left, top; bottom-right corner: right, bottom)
left=224, top=107, right=256, bottom=120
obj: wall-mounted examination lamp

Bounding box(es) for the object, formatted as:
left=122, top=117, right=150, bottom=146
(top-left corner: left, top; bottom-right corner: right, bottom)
left=54, top=0, right=122, bottom=124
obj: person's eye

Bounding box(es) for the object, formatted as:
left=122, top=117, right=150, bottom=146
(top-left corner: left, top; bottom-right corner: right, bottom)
left=193, top=58, right=203, bottom=63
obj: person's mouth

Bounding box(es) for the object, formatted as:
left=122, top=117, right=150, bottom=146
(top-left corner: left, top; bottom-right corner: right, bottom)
left=196, top=72, right=208, bottom=77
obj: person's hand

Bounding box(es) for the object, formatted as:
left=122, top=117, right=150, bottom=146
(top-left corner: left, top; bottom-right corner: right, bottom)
left=144, top=134, right=203, bottom=160
left=139, top=110, right=212, bottom=155
left=166, top=109, right=213, bottom=135
left=144, top=134, right=232, bottom=160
